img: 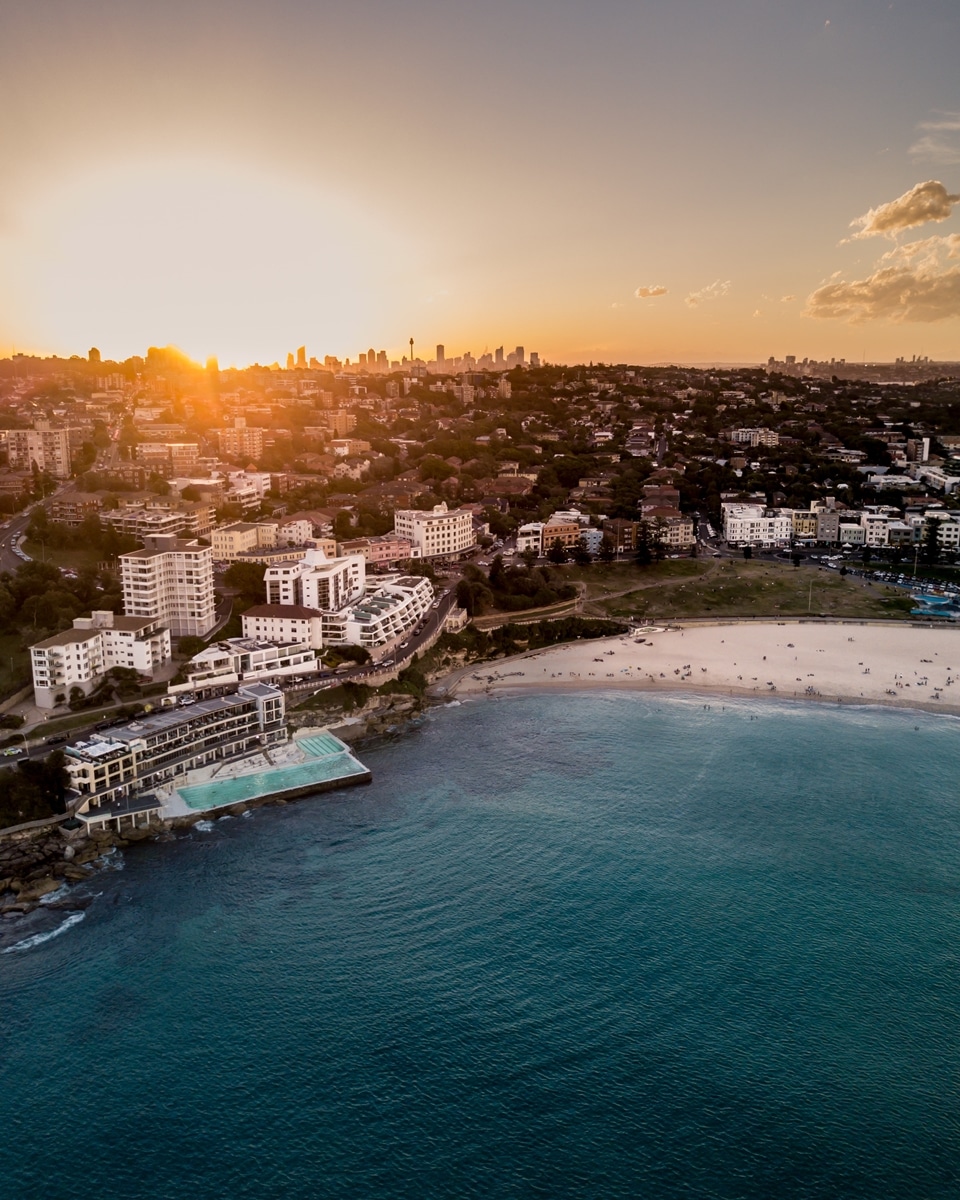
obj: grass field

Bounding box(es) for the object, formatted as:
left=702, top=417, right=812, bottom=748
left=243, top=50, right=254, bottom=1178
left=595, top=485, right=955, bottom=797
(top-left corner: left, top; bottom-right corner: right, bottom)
left=581, top=559, right=915, bottom=622
left=20, top=539, right=103, bottom=572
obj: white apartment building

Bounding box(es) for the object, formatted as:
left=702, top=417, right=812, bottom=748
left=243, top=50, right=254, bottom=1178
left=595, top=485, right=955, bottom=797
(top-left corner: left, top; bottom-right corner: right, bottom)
left=517, top=522, right=545, bottom=554
left=7, top=420, right=73, bottom=478
left=393, top=502, right=475, bottom=559
left=721, top=503, right=794, bottom=547
left=30, top=611, right=171, bottom=710
left=242, top=604, right=325, bottom=650
left=264, top=548, right=365, bottom=611
left=321, top=576, right=434, bottom=655
left=120, top=536, right=216, bottom=637
left=168, top=637, right=319, bottom=696
left=729, top=428, right=780, bottom=448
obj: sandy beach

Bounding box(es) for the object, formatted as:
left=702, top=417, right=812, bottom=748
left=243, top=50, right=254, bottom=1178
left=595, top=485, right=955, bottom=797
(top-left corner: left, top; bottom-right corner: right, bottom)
left=439, top=621, right=960, bottom=714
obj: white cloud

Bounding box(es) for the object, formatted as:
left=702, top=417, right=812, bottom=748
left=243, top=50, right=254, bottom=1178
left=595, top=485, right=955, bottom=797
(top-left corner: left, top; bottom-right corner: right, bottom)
left=910, top=113, right=960, bottom=166
left=805, top=234, right=960, bottom=323
left=685, top=279, right=731, bottom=308
left=780, top=294, right=796, bottom=303
left=634, top=284, right=667, bottom=299
left=850, top=180, right=960, bottom=239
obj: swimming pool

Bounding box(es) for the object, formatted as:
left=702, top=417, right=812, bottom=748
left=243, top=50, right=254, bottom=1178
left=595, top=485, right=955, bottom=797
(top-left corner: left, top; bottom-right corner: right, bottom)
left=177, top=749, right=369, bottom=811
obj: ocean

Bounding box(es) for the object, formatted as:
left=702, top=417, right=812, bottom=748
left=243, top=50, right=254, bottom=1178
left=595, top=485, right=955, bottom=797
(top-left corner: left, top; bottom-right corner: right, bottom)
left=2, top=692, right=960, bottom=1198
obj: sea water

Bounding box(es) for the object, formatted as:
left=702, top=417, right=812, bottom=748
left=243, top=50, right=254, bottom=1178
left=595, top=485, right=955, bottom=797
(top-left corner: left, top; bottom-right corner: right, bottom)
left=2, top=693, right=960, bottom=1199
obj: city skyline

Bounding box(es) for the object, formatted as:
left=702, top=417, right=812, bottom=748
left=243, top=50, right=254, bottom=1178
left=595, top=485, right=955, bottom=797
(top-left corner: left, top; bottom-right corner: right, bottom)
left=1, top=1, right=959, bottom=367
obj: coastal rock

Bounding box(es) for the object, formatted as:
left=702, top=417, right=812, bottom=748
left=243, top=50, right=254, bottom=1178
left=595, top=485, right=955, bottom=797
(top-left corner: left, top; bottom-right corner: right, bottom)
left=62, top=865, right=92, bottom=882
left=17, top=876, right=60, bottom=903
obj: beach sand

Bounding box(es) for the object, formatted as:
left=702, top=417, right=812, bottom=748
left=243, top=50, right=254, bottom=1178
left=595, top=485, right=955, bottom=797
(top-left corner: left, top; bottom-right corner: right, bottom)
left=439, top=622, right=960, bottom=714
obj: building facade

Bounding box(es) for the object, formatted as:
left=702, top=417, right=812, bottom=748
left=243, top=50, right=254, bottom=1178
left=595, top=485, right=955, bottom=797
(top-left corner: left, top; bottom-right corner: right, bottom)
left=30, top=610, right=171, bottom=710
left=7, top=421, right=72, bottom=478
left=120, top=536, right=216, bottom=637
left=393, top=503, right=475, bottom=559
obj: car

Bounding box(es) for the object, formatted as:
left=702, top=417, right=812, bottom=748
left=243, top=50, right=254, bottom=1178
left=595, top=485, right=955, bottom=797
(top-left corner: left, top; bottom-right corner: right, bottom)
left=46, top=734, right=67, bottom=745
left=178, top=695, right=196, bottom=706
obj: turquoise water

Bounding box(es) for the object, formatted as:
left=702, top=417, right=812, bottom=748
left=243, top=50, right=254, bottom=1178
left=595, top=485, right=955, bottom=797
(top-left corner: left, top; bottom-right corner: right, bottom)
left=3, top=693, right=960, bottom=1198
left=298, top=732, right=351, bottom=758
left=177, top=750, right=368, bottom=810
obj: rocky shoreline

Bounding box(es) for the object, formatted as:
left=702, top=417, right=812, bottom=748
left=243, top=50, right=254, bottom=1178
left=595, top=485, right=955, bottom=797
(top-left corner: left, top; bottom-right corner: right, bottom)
left=0, top=691, right=429, bottom=920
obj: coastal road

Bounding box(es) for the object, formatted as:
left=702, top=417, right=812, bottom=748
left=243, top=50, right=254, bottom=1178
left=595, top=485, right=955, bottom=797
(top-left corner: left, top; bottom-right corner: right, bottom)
left=0, top=511, right=33, bottom=574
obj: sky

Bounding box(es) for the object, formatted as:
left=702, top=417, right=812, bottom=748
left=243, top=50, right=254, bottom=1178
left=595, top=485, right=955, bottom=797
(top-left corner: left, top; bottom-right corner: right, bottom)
left=1, top=0, right=959, bottom=367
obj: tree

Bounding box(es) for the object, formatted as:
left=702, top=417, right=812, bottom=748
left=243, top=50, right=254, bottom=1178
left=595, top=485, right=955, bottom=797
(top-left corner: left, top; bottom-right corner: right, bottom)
left=488, top=554, right=508, bottom=591
left=922, top=516, right=942, bottom=565
left=792, top=551, right=802, bottom=568
left=572, top=539, right=593, bottom=566
left=547, top=538, right=568, bottom=565
left=520, top=547, right=538, bottom=569
left=597, top=536, right=616, bottom=564
left=223, top=561, right=267, bottom=605
left=635, top=520, right=653, bottom=567
left=742, top=545, right=752, bottom=560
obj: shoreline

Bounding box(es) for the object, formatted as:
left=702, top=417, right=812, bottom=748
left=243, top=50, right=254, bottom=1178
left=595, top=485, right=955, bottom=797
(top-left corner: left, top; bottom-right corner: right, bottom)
left=432, top=619, right=960, bottom=718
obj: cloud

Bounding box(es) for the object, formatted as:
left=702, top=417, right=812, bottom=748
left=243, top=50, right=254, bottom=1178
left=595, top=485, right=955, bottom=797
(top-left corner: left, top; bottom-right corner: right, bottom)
left=910, top=113, right=960, bottom=166
left=684, top=279, right=731, bottom=308
left=780, top=294, right=796, bottom=303
left=805, top=234, right=960, bottom=323
left=849, top=180, right=960, bottom=239
left=752, top=309, right=762, bottom=318
left=634, top=284, right=667, bottom=299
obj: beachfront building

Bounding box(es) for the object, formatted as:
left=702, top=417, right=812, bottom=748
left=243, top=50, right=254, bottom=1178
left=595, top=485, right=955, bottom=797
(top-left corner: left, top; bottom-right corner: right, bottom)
left=29, top=610, right=172, bottom=710
left=168, top=637, right=319, bottom=697
left=721, top=504, right=794, bottom=547
left=120, top=535, right=217, bottom=637
left=320, top=576, right=434, bottom=654
left=393, top=502, right=475, bottom=560
left=65, top=682, right=286, bottom=830
left=542, top=518, right=585, bottom=554
left=241, top=604, right=324, bottom=650
left=264, top=548, right=365, bottom=611
left=517, top=522, right=545, bottom=555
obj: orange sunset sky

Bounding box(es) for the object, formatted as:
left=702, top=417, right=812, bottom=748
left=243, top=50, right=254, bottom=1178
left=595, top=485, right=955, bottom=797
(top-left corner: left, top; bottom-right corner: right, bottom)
left=1, top=0, right=959, bottom=367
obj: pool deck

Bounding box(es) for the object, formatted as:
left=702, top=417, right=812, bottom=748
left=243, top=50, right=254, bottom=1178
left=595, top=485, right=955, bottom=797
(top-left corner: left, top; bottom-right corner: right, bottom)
left=158, top=730, right=371, bottom=819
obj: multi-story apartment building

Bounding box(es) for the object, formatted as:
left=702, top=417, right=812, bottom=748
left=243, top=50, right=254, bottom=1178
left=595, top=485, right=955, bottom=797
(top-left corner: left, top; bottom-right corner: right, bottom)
left=393, top=503, right=475, bottom=560
left=321, top=576, right=434, bottom=654
left=30, top=610, right=171, bottom=709
left=50, top=493, right=103, bottom=526
left=517, top=522, right=545, bottom=555
left=120, top=535, right=216, bottom=637
left=168, top=638, right=319, bottom=697
left=7, top=420, right=73, bottom=478
left=135, top=442, right=201, bottom=474
left=211, top=521, right=281, bottom=561
left=541, top=519, right=584, bottom=553
left=103, top=501, right=214, bottom=540
left=264, top=548, right=366, bottom=611
left=242, top=604, right=325, bottom=650
left=337, top=533, right=413, bottom=567
left=66, top=682, right=285, bottom=830
left=721, top=504, right=794, bottom=547
left=216, top=418, right=264, bottom=460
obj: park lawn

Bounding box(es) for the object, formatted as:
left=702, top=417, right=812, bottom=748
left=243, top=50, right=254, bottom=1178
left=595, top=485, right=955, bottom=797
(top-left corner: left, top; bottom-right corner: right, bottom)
left=568, top=558, right=708, bottom=597
left=20, top=539, right=103, bottom=572
left=0, top=632, right=31, bottom=702
left=593, top=560, right=915, bottom=622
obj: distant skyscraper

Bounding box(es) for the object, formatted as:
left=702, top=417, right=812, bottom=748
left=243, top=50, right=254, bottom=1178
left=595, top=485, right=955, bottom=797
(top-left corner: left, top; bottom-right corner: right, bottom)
left=436, top=344, right=445, bottom=366
left=377, top=351, right=388, bottom=368
left=495, top=346, right=504, bottom=366
left=367, top=348, right=376, bottom=368
left=515, top=346, right=524, bottom=364
left=529, top=352, right=540, bottom=368
left=358, top=352, right=368, bottom=366
left=88, top=347, right=101, bottom=364
left=286, top=352, right=295, bottom=370
left=296, top=346, right=307, bottom=368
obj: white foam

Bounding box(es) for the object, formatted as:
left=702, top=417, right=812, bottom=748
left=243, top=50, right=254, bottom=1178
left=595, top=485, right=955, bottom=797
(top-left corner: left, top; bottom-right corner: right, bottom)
left=194, top=820, right=215, bottom=832
left=3, top=910, right=86, bottom=954
left=38, top=884, right=70, bottom=906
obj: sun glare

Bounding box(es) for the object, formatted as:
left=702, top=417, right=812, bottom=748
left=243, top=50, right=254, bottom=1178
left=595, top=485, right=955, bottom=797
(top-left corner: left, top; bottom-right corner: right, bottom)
left=7, top=160, right=409, bottom=364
